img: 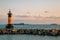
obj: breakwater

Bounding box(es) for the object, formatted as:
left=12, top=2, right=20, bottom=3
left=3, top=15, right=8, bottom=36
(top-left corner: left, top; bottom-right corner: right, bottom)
left=0, top=29, right=60, bottom=36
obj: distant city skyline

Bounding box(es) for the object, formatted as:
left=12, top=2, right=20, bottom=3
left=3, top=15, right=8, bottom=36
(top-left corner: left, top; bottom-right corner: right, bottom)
left=0, top=0, right=60, bottom=24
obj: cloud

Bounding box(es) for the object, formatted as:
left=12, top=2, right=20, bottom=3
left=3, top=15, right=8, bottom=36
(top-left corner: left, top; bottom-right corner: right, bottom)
left=44, top=11, right=48, bottom=13
left=0, top=16, right=60, bottom=24
left=46, top=16, right=60, bottom=19
left=14, top=15, right=60, bottom=20
left=15, top=15, right=30, bottom=18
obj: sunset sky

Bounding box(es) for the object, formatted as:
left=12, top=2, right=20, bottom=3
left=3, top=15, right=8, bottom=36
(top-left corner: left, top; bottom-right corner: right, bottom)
left=0, top=0, right=60, bottom=24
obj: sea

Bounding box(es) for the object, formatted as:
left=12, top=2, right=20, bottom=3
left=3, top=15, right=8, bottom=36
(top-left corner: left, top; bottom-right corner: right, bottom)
left=0, top=24, right=60, bottom=40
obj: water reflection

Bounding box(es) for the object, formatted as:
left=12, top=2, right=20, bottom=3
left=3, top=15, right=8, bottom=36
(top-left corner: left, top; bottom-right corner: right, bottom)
left=6, top=35, right=13, bottom=40
left=0, top=35, right=13, bottom=40
left=0, top=35, right=60, bottom=40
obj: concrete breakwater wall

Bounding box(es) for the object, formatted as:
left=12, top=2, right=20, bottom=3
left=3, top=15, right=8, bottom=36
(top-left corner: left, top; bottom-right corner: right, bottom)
left=0, top=29, right=60, bottom=36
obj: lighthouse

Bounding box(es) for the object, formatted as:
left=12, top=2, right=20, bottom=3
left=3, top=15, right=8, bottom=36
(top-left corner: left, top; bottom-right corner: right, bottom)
left=6, top=10, right=13, bottom=29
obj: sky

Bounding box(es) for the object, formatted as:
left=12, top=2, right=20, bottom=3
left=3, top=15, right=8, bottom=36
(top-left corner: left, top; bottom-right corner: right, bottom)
left=0, top=0, right=60, bottom=24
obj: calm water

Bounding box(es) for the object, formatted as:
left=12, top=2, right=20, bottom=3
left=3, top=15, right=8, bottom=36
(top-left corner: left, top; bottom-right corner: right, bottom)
left=0, top=24, right=60, bottom=40
left=0, top=35, right=60, bottom=40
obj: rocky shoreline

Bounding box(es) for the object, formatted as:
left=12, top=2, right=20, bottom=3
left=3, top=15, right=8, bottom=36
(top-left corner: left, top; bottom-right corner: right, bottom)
left=0, top=29, right=60, bottom=36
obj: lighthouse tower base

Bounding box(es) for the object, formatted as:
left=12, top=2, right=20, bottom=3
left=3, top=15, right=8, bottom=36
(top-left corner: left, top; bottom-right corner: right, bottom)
left=6, top=24, right=14, bottom=29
